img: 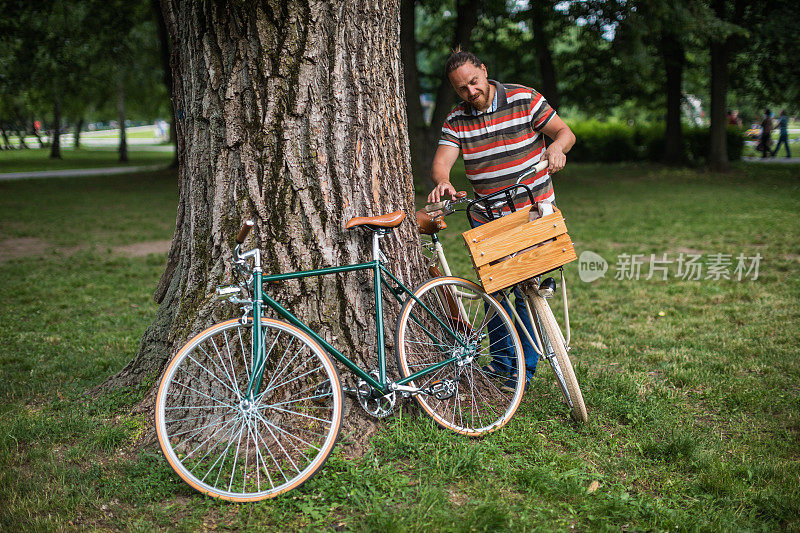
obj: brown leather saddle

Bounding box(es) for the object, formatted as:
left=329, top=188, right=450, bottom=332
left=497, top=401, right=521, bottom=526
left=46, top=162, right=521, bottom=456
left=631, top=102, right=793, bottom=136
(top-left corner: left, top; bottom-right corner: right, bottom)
left=345, top=211, right=406, bottom=231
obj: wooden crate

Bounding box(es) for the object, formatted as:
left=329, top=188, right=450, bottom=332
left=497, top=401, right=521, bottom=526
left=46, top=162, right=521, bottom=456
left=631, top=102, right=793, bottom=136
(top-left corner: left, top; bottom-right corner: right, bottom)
left=462, top=205, right=577, bottom=293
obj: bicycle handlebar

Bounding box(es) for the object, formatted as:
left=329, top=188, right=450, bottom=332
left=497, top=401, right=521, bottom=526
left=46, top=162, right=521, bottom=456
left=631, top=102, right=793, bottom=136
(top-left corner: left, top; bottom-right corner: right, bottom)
left=236, top=220, right=254, bottom=244
left=424, top=191, right=467, bottom=214
left=424, top=159, right=550, bottom=216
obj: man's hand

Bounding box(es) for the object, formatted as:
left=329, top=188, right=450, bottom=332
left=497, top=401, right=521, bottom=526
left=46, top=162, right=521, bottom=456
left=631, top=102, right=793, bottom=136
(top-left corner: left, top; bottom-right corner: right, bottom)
left=428, top=181, right=457, bottom=203
left=543, top=144, right=566, bottom=174
left=540, top=114, right=575, bottom=174
left=429, top=144, right=461, bottom=203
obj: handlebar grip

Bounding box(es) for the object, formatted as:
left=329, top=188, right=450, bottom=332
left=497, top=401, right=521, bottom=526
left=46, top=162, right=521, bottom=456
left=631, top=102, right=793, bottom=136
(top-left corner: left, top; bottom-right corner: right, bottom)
left=236, top=220, right=254, bottom=244
left=425, top=201, right=447, bottom=213
left=533, top=159, right=549, bottom=173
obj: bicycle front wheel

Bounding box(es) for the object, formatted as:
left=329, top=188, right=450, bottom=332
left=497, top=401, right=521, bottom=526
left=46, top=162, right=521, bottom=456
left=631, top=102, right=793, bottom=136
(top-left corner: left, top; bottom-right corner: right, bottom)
left=528, top=293, right=588, bottom=422
left=155, top=318, right=343, bottom=501
left=395, top=277, right=525, bottom=436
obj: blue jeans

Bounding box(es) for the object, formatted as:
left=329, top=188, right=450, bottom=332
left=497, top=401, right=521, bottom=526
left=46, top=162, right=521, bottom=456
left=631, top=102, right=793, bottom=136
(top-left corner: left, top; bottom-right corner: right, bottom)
left=772, top=134, right=791, bottom=157
left=486, top=285, right=539, bottom=380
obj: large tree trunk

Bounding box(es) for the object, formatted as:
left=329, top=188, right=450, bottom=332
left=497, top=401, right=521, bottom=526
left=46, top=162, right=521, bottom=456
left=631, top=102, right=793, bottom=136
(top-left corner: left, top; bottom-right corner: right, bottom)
left=117, top=84, right=128, bottom=163
left=50, top=97, right=62, bottom=159
left=530, top=0, right=559, bottom=110
left=101, top=0, right=425, bottom=427
left=660, top=30, right=685, bottom=165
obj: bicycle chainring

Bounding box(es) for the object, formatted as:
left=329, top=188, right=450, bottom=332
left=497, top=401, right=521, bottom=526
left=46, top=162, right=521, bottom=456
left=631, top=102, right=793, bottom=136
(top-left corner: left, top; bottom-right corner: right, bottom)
left=356, top=370, right=396, bottom=418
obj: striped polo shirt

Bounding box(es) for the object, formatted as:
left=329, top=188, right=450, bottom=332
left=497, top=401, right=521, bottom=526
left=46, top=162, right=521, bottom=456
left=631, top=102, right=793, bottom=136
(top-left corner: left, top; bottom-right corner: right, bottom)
left=439, top=81, right=557, bottom=209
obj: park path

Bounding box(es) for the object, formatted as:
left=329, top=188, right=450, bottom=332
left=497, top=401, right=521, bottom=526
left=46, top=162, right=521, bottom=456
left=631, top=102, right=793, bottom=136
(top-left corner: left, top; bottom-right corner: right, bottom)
left=740, top=156, right=800, bottom=164
left=1, top=158, right=796, bottom=182
left=0, top=164, right=167, bottom=181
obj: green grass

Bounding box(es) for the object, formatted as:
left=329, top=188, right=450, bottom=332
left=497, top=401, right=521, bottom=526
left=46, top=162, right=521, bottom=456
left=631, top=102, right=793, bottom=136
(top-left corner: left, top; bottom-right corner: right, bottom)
left=0, top=146, right=174, bottom=174
left=85, top=128, right=163, bottom=140
left=1, top=162, right=799, bottom=531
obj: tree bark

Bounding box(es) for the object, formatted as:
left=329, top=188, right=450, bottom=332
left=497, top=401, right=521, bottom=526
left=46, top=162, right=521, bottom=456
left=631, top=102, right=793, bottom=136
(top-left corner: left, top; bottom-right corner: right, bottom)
left=101, top=0, right=425, bottom=428
left=530, top=0, right=559, bottom=110
left=660, top=30, right=685, bottom=165
left=50, top=98, right=62, bottom=159
left=118, top=84, right=128, bottom=163
left=74, top=117, right=84, bottom=149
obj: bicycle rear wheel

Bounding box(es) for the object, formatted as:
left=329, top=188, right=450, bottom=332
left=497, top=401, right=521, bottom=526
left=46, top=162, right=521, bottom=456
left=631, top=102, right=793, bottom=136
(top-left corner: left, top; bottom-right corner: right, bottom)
left=528, top=293, right=588, bottom=422
left=395, top=277, right=525, bottom=436
left=155, top=318, right=343, bottom=501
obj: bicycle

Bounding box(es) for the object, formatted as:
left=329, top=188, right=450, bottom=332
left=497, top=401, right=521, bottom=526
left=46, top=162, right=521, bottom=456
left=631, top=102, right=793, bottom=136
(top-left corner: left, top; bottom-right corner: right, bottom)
left=155, top=212, right=528, bottom=501
left=417, top=160, right=588, bottom=423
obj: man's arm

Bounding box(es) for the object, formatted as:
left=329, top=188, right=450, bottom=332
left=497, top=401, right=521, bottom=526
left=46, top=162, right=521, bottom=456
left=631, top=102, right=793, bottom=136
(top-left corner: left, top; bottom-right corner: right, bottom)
left=540, top=115, right=576, bottom=174
left=428, top=144, right=461, bottom=203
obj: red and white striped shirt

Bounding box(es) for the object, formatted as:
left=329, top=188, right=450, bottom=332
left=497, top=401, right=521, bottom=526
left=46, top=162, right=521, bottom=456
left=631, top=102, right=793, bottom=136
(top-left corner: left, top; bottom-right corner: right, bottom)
left=440, top=81, right=557, bottom=209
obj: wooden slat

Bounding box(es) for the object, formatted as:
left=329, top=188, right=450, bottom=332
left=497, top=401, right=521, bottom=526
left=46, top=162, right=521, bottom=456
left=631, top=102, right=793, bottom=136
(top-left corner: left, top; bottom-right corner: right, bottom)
left=476, top=234, right=577, bottom=293
left=462, top=205, right=533, bottom=244
left=468, top=212, right=569, bottom=267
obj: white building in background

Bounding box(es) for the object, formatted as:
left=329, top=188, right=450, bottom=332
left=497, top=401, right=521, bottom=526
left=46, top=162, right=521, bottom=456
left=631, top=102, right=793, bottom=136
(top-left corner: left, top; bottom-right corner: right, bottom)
left=683, top=94, right=706, bottom=126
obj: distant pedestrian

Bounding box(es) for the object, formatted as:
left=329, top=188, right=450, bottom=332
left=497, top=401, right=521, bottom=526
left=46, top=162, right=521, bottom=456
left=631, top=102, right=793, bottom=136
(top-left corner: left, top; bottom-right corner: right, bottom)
left=759, top=109, right=773, bottom=158
left=771, top=110, right=791, bottom=158
left=726, top=109, right=741, bottom=126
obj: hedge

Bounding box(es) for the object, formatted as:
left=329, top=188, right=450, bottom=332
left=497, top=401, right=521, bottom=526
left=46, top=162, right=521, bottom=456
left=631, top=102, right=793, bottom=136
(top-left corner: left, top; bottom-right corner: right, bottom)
left=567, top=120, right=744, bottom=165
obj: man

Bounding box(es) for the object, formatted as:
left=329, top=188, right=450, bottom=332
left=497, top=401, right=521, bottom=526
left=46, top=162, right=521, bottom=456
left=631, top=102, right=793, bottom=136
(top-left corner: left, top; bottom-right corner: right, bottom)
left=760, top=109, right=773, bottom=158
left=771, top=110, right=791, bottom=158
left=428, top=49, right=576, bottom=391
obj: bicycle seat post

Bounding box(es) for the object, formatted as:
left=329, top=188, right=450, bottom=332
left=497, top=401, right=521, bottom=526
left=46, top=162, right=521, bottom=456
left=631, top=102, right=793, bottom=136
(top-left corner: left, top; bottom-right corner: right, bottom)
left=372, top=229, right=389, bottom=263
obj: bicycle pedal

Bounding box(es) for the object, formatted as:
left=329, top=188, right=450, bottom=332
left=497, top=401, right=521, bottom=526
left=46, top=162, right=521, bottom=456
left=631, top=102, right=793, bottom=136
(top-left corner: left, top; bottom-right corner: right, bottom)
left=313, top=380, right=333, bottom=401
left=428, top=379, right=457, bottom=400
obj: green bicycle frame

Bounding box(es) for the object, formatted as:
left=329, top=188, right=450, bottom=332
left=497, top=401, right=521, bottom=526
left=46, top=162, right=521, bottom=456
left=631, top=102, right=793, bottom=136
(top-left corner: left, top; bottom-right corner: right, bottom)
left=245, top=259, right=468, bottom=398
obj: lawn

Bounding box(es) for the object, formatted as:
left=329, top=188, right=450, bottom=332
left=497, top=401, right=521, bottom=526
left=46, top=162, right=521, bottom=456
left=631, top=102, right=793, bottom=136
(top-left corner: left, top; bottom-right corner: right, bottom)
left=1, top=162, right=798, bottom=531
left=0, top=146, right=174, bottom=174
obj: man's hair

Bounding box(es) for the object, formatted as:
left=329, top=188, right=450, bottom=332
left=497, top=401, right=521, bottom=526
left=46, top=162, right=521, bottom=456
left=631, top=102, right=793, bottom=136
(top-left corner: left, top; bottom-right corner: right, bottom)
left=444, top=46, right=482, bottom=76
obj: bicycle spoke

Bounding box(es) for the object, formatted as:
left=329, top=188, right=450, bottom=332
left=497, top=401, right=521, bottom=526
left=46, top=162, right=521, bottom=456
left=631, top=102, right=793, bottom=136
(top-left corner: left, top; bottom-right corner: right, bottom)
left=397, top=279, right=523, bottom=435
left=156, top=320, right=342, bottom=500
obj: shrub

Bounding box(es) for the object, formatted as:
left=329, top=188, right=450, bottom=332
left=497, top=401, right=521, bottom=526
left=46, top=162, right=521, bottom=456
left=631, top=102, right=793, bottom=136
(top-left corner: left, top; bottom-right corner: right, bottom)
left=567, top=121, right=745, bottom=165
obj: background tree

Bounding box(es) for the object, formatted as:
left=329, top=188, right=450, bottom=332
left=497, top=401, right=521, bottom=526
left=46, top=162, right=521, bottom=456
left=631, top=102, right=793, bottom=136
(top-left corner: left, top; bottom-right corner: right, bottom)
left=102, top=0, right=426, bottom=430
left=0, top=0, right=168, bottom=157
left=707, top=0, right=748, bottom=171
left=402, top=0, right=481, bottom=191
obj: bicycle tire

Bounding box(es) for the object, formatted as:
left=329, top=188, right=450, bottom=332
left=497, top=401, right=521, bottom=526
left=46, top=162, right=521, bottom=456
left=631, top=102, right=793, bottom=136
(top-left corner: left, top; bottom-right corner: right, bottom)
left=155, top=318, right=343, bottom=501
left=395, top=277, right=525, bottom=436
left=529, top=294, right=588, bottom=422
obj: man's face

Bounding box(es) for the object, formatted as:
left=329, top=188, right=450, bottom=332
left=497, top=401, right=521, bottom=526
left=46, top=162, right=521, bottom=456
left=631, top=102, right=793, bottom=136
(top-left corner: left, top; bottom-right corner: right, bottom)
left=448, top=62, right=491, bottom=111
